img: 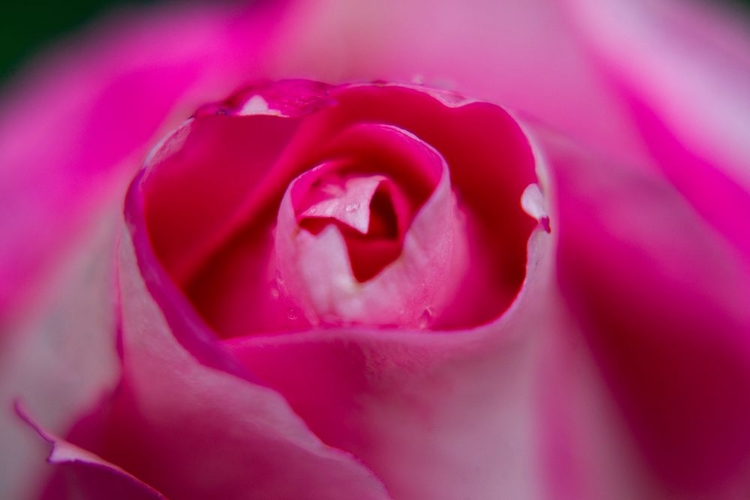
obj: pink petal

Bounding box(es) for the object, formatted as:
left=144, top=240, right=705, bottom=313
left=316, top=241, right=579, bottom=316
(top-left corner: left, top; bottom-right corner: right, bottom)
left=298, top=172, right=386, bottom=235
left=225, top=228, right=556, bottom=500
left=546, top=120, right=750, bottom=494
left=99, top=226, right=392, bottom=500
left=0, top=201, right=122, bottom=499
left=566, top=0, right=750, bottom=265
left=274, top=124, right=467, bottom=328
left=138, top=81, right=338, bottom=338
left=268, top=0, right=653, bottom=167
left=140, top=112, right=303, bottom=286
left=292, top=166, right=410, bottom=282
left=149, top=82, right=536, bottom=336
left=0, top=1, right=290, bottom=323
left=18, top=405, right=166, bottom=500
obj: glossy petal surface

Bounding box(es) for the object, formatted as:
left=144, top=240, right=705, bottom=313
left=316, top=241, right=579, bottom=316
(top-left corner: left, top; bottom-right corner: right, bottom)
left=140, top=82, right=536, bottom=337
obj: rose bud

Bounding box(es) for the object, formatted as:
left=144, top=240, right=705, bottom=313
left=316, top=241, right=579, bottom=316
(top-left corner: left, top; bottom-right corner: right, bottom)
left=20, top=80, right=542, bottom=499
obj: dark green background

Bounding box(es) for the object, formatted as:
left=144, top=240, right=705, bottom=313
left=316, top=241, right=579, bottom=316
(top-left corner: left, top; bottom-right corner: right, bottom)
left=0, top=0, right=157, bottom=83
left=0, top=0, right=748, bottom=83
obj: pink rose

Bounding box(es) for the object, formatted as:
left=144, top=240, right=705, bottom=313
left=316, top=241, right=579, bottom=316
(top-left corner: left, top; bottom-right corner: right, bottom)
left=2, top=1, right=749, bottom=499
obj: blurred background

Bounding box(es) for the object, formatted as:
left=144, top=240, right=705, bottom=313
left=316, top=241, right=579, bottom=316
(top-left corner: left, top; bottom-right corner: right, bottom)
left=0, top=0, right=748, bottom=84
left=0, top=0, right=158, bottom=83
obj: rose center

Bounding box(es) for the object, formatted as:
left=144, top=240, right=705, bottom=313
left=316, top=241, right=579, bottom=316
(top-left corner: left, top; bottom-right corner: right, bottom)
left=293, top=169, right=409, bottom=282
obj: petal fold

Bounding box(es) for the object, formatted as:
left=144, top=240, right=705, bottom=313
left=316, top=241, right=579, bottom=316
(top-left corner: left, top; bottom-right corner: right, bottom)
left=103, top=226, right=392, bottom=500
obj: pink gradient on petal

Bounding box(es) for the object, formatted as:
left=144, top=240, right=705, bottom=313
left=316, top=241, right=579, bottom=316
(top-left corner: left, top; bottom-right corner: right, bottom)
left=548, top=122, right=750, bottom=494
left=322, top=85, right=538, bottom=327
left=0, top=1, right=291, bottom=324
left=0, top=199, right=122, bottom=499
left=125, top=172, right=259, bottom=378
left=298, top=172, right=386, bottom=235
left=293, top=169, right=410, bottom=282
left=141, top=114, right=303, bottom=285
left=274, top=125, right=468, bottom=328
left=137, top=83, right=341, bottom=338
left=17, top=405, right=166, bottom=500
left=566, top=0, right=750, bottom=190
left=564, top=0, right=750, bottom=264
left=152, top=82, right=536, bottom=336
left=224, top=229, right=555, bottom=500
left=87, top=227, right=393, bottom=500
left=268, top=0, right=654, bottom=167
left=289, top=121, right=445, bottom=283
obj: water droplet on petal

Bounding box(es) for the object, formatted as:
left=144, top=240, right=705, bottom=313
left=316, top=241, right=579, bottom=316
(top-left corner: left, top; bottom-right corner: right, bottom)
left=287, top=308, right=299, bottom=321
left=345, top=203, right=358, bottom=213
left=521, top=183, right=548, bottom=223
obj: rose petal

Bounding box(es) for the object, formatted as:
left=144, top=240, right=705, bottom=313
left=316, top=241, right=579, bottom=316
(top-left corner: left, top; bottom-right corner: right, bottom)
left=140, top=113, right=303, bottom=285
left=97, top=227, right=392, bottom=500
left=17, top=405, right=166, bottom=500
left=225, top=228, right=556, bottom=500
left=274, top=123, right=467, bottom=328
left=297, top=172, right=387, bottom=235
left=566, top=0, right=750, bottom=265
left=547, top=122, right=750, bottom=494
left=268, top=0, right=653, bottom=167
left=0, top=201, right=122, bottom=499
left=162, top=82, right=536, bottom=335
left=0, top=1, right=291, bottom=324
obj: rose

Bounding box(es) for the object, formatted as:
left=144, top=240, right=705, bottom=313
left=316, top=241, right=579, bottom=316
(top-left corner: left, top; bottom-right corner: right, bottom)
left=1, top=1, right=749, bottom=500
left=54, top=78, right=541, bottom=499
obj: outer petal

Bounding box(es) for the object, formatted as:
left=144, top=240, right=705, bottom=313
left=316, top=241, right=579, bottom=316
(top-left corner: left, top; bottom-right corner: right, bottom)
left=0, top=200, right=122, bottom=500
left=225, top=229, right=555, bottom=500
left=0, top=1, right=289, bottom=324
left=18, top=406, right=166, bottom=500
left=99, top=226, right=392, bottom=500
left=565, top=0, right=750, bottom=264
left=547, top=120, right=750, bottom=496
left=267, top=0, right=653, bottom=167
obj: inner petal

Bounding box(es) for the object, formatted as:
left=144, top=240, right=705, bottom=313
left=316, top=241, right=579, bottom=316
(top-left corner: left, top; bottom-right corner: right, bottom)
left=293, top=169, right=410, bottom=282
left=298, top=174, right=386, bottom=235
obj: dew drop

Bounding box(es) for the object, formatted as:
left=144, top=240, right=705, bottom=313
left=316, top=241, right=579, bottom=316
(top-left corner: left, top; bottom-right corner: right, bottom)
left=345, top=203, right=358, bottom=213
left=419, top=307, right=433, bottom=329
left=287, top=308, right=299, bottom=321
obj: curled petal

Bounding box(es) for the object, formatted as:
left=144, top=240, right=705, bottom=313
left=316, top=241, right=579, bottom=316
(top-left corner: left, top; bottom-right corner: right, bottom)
left=156, top=82, right=535, bottom=335
left=0, top=1, right=290, bottom=323
left=225, top=227, right=555, bottom=500
left=275, top=123, right=467, bottom=328
left=269, top=0, right=653, bottom=166
left=102, top=227, right=392, bottom=500
left=17, top=405, right=166, bottom=500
